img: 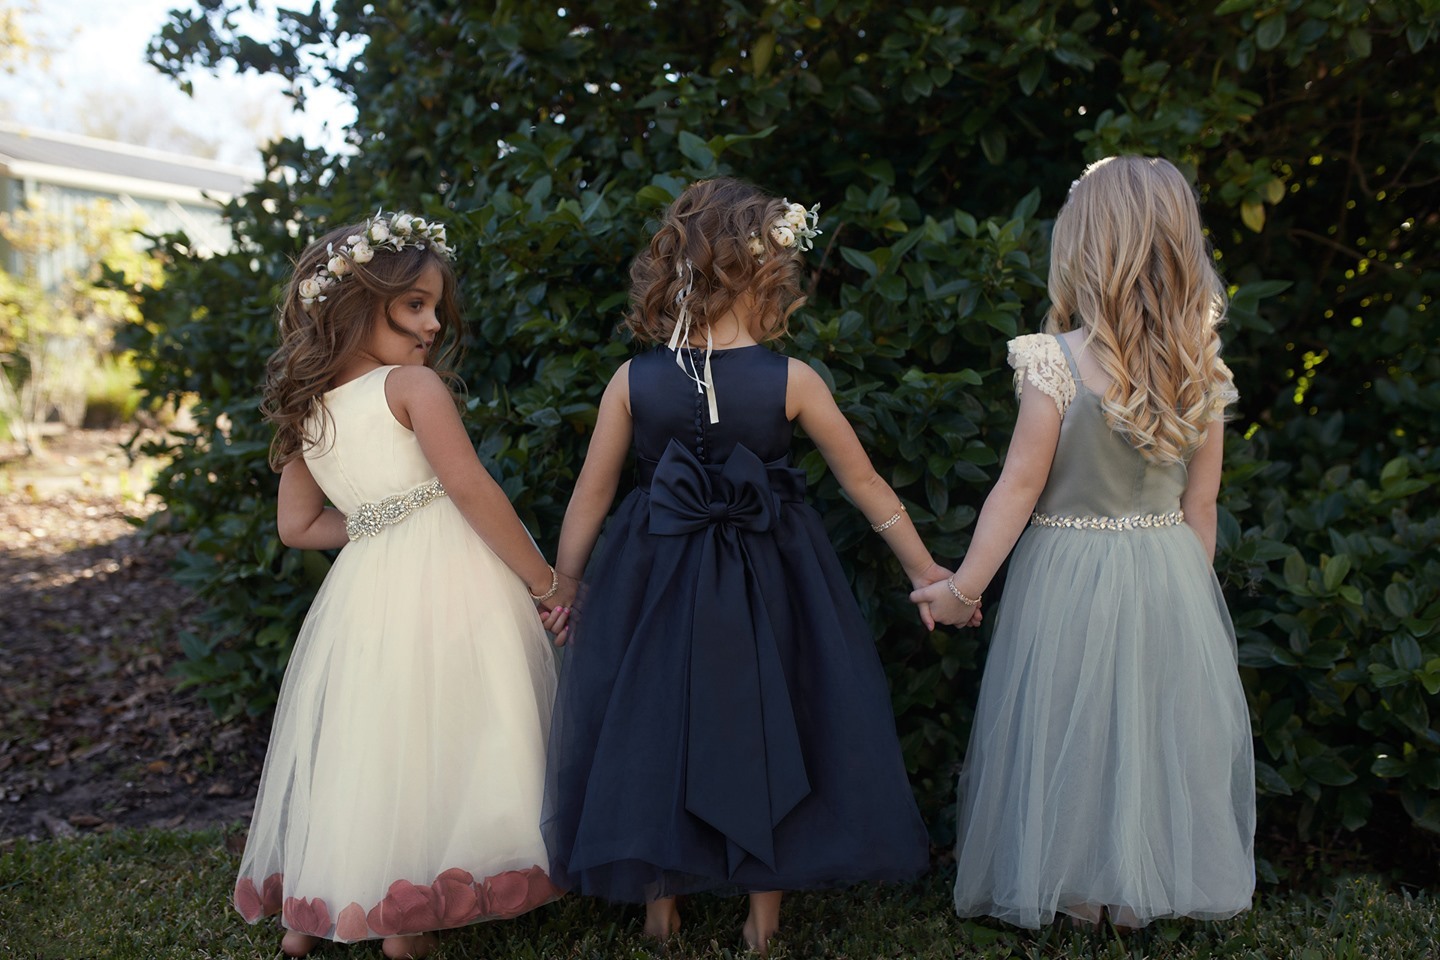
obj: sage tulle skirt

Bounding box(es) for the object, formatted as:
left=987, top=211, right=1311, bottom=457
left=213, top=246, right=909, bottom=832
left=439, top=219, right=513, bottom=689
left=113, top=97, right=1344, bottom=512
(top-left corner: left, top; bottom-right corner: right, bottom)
left=952, top=523, right=1255, bottom=928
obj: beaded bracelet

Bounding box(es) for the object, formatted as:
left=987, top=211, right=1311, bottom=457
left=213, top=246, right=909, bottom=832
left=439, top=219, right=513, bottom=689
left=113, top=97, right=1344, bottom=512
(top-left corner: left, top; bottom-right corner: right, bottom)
left=530, top=566, right=560, bottom=603
left=871, top=503, right=907, bottom=533
left=945, top=577, right=981, bottom=607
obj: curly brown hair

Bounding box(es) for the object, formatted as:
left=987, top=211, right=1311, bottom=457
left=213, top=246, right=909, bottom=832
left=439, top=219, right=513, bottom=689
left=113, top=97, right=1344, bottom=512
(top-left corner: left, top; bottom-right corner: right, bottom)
left=260, top=220, right=463, bottom=470
left=626, top=178, right=806, bottom=345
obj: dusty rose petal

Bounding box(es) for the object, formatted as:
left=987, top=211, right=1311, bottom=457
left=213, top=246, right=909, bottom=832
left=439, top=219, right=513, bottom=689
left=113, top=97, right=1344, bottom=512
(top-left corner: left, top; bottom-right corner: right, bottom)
left=234, top=878, right=263, bottom=921
left=521, top=865, right=560, bottom=905
left=260, top=873, right=285, bottom=915
left=335, top=902, right=369, bottom=941
left=486, top=869, right=538, bottom=921
left=283, top=897, right=332, bottom=937
left=367, top=878, right=441, bottom=936
left=433, top=868, right=481, bottom=927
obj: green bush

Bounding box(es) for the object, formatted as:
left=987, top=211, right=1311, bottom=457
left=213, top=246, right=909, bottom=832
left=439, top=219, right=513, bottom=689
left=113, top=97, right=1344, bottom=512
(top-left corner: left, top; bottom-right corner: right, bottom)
left=128, top=0, right=1439, bottom=847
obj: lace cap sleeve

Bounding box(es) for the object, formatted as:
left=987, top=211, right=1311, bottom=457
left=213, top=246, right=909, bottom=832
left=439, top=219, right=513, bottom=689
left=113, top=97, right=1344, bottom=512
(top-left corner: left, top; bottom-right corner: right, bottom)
left=1209, top=358, right=1240, bottom=420
left=1007, top=334, right=1075, bottom=418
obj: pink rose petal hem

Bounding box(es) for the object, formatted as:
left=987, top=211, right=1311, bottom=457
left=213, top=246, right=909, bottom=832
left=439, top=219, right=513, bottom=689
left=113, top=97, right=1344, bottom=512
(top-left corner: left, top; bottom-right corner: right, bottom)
left=235, top=866, right=561, bottom=942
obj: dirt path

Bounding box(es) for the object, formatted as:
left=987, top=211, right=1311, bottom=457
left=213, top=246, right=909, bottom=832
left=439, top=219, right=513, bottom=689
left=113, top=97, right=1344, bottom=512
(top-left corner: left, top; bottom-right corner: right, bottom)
left=0, top=430, right=265, bottom=845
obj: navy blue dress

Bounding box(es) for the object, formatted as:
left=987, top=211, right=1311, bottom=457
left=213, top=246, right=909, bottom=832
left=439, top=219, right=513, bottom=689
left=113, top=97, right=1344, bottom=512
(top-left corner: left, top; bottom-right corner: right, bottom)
left=542, top=345, right=930, bottom=902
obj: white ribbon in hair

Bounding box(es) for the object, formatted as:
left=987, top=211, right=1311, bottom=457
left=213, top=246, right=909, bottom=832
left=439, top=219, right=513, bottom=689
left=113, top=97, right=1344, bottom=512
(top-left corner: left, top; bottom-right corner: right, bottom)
left=665, top=258, right=720, bottom=424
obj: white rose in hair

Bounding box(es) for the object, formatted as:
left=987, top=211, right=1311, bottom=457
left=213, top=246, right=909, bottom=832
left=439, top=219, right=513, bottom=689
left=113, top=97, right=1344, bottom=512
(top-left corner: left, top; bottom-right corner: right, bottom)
left=368, top=221, right=391, bottom=243
left=298, top=278, right=323, bottom=301
left=351, top=241, right=375, bottom=263
left=328, top=255, right=350, bottom=276
left=393, top=214, right=414, bottom=234
left=433, top=226, right=447, bottom=243
left=413, top=219, right=429, bottom=233
left=748, top=234, right=765, bottom=258
left=784, top=204, right=809, bottom=230
left=771, top=224, right=795, bottom=248
left=347, top=234, right=364, bottom=246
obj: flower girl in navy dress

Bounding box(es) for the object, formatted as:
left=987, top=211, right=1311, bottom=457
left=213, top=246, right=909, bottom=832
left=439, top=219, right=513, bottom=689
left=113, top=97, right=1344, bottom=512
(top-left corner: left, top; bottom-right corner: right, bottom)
left=542, top=178, right=947, bottom=953
left=913, top=156, right=1255, bottom=929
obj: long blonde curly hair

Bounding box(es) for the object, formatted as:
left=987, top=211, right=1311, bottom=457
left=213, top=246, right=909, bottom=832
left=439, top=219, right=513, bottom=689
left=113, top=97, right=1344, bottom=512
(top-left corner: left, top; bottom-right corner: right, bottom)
left=1045, top=155, right=1236, bottom=464
left=260, top=220, right=462, bottom=470
left=627, top=178, right=805, bottom=345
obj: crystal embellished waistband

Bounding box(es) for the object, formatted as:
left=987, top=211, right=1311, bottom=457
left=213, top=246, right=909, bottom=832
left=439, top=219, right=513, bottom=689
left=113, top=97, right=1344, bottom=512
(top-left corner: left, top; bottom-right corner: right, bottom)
left=1029, top=509, right=1184, bottom=531
left=345, top=479, right=447, bottom=540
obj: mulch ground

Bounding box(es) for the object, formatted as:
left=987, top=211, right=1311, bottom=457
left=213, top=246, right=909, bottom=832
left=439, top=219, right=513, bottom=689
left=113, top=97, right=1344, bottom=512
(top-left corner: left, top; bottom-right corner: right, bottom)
left=0, top=434, right=266, bottom=846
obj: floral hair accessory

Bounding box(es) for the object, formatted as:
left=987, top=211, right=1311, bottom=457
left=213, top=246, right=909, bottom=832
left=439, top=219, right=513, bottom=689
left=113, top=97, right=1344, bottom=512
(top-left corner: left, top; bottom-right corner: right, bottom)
left=298, top=210, right=453, bottom=311
left=748, top=199, right=822, bottom=259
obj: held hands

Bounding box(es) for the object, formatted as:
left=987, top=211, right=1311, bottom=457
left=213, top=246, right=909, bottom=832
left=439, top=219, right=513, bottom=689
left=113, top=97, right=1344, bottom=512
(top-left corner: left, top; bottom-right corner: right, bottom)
left=909, top=574, right=984, bottom=630
left=907, top=562, right=954, bottom=632
left=536, top=570, right=580, bottom=646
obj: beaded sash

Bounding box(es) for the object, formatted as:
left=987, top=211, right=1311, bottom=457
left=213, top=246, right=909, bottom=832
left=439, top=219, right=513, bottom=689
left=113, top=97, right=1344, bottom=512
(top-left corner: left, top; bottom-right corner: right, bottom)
left=345, top=478, right=447, bottom=541
left=1030, top=509, right=1184, bottom=531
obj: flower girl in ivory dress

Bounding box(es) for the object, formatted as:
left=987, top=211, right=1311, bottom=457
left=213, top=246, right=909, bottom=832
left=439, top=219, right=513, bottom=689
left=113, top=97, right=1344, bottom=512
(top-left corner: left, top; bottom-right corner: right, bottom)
left=235, top=212, right=568, bottom=959
left=913, top=156, right=1255, bottom=929
left=541, top=178, right=947, bottom=954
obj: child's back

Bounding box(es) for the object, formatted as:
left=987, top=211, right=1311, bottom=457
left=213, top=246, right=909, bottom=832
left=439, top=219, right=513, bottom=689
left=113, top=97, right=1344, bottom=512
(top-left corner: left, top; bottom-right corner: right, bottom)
left=237, top=214, right=564, bottom=957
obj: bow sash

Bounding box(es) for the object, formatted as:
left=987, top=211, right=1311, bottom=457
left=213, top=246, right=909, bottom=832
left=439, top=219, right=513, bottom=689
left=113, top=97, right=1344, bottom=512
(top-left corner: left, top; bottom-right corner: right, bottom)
left=646, top=439, right=811, bottom=875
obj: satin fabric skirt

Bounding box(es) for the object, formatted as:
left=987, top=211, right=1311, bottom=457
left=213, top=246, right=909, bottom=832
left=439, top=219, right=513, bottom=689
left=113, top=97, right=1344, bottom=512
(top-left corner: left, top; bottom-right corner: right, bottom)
left=543, top=483, right=930, bottom=903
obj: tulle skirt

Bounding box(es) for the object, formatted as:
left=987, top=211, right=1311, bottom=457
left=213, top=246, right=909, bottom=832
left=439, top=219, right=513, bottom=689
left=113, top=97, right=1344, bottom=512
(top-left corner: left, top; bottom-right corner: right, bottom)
left=952, top=523, right=1255, bottom=928
left=234, top=500, right=561, bottom=941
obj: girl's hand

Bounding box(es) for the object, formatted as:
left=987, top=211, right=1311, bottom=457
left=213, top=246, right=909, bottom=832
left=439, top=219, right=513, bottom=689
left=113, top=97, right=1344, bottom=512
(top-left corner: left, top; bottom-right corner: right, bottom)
left=907, top=562, right=953, bottom=632
left=540, top=604, right=571, bottom=646
left=909, top=579, right=979, bottom=628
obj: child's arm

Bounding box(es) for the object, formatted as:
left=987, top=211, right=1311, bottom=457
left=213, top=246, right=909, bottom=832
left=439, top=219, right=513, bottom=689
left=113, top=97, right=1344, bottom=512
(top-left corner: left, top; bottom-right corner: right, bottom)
left=909, top=376, right=1061, bottom=626
left=276, top=458, right=350, bottom=550
left=550, top=363, right=634, bottom=616
left=1180, top=419, right=1224, bottom=561
left=787, top=360, right=951, bottom=623
left=386, top=365, right=558, bottom=601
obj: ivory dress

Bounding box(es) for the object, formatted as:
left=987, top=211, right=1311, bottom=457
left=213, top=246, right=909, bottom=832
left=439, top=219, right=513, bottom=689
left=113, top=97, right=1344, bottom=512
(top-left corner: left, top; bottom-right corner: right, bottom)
left=952, top=334, right=1255, bottom=928
left=234, top=365, right=560, bottom=942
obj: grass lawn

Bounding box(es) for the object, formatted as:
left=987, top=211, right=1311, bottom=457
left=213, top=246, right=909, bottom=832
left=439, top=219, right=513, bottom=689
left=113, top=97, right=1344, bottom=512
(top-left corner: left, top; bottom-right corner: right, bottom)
left=1, top=828, right=1436, bottom=959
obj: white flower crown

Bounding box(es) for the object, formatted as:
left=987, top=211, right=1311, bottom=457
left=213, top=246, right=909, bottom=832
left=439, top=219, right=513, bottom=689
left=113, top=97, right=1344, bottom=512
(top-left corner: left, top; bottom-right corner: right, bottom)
left=747, top=199, right=822, bottom=259
left=298, top=210, right=453, bottom=310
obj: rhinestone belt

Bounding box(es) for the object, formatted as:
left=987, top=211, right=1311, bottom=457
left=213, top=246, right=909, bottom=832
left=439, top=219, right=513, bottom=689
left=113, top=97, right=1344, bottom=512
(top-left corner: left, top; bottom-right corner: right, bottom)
left=345, top=479, right=447, bottom=540
left=1029, top=509, right=1184, bottom=531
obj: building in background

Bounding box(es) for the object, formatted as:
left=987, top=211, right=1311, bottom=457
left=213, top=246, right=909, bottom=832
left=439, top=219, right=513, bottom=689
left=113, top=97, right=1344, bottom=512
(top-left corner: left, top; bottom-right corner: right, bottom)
left=0, top=121, right=257, bottom=284
left=0, top=123, right=259, bottom=443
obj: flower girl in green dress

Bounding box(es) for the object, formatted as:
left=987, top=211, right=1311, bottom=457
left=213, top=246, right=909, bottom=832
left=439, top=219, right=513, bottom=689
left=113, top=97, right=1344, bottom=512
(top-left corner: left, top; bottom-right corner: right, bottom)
left=913, top=156, right=1255, bottom=929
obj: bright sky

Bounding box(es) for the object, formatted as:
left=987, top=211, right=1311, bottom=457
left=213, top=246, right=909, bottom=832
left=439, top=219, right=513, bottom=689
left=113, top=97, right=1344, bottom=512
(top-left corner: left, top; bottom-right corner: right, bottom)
left=0, top=0, right=353, bottom=168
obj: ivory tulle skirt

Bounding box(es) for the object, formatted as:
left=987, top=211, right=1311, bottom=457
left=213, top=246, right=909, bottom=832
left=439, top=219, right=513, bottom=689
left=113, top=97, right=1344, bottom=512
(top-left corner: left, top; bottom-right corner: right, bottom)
left=234, top=498, right=560, bottom=941
left=952, top=524, right=1255, bottom=928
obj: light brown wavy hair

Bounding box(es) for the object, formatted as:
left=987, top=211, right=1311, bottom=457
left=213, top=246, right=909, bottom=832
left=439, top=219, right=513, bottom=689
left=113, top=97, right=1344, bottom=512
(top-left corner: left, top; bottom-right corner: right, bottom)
left=1045, top=155, right=1237, bottom=464
left=627, top=178, right=806, bottom=345
left=260, top=220, right=462, bottom=470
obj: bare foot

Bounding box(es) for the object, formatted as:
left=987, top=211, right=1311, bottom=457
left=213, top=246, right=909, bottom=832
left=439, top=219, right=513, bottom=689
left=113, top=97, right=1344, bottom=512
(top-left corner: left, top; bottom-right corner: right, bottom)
left=382, top=932, right=438, bottom=959
left=643, top=896, right=681, bottom=940
left=742, top=891, right=782, bottom=955
left=281, top=931, right=321, bottom=957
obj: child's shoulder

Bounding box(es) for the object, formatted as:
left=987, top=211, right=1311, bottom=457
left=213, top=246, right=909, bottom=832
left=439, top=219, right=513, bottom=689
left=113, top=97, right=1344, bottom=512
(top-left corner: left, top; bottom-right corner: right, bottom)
left=1006, top=333, right=1074, bottom=417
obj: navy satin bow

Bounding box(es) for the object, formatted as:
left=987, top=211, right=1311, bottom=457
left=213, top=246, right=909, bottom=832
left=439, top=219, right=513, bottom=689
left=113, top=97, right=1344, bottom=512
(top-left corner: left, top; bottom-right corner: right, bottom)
left=647, top=439, right=811, bottom=874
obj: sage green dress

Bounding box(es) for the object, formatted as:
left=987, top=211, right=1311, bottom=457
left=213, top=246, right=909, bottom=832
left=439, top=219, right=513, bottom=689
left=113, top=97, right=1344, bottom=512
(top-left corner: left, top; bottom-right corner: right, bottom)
left=952, top=334, right=1254, bottom=928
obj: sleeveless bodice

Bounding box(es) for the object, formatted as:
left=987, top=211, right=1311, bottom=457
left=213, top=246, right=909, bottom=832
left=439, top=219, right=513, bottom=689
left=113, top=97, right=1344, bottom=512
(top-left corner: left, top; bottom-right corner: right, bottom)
left=301, top=366, right=436, bottom=513
left=1032, top=338, right=1190, bottom=519
left=629, top=345, right=792, bottom=465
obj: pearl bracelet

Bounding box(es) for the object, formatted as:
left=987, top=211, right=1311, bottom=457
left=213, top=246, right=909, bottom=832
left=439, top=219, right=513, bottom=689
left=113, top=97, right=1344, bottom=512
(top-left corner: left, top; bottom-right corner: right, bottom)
left=871, top=503, right=907, bottom=533
left=946, top=577, right=981, bottom=607
left=530, top=566, right=560, bottom=602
